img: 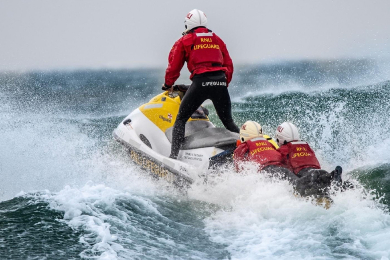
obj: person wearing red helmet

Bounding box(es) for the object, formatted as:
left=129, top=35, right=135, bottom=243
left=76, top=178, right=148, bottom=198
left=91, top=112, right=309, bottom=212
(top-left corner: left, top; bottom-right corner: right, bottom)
left=234, top=121, right=299, bottom=183
left=164, top=9, right=239, bottom=159
left=275, top=122, right=342, bottom=196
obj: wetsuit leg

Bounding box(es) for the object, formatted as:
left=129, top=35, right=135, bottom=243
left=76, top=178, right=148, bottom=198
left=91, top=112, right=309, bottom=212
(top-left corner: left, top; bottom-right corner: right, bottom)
left=203, top=71, right=239, bottom=133
left=170, top=79, right=206, bottom=158
left=170, top=71, right=239, bottom=158
left=299, top=168, right=332, bottom=184
left=262, top=165, right=300, bottom=183
left=209, top=85, right=239, bottom=133
left=295, top=168, right=333, bottom=196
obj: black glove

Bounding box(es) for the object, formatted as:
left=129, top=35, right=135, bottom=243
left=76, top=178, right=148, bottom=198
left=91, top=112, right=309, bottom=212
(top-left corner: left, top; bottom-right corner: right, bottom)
left=162, top=83, right=172, bottom=91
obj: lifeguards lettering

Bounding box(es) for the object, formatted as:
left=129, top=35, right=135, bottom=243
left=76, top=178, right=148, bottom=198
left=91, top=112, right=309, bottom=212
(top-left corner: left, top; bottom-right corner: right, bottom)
left=285, top=141, right=321, bottom=173
left=291, top=152, right=312, bottom=158
left=250, top=146, right=274, bottom=156
left=193, top=44, right=220, bottom=50
left=245, top=138, right=283, bottom=169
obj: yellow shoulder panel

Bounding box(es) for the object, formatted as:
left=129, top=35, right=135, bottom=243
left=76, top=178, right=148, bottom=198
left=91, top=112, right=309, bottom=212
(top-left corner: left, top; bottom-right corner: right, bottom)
left=263, top=134, right=279, bottom=149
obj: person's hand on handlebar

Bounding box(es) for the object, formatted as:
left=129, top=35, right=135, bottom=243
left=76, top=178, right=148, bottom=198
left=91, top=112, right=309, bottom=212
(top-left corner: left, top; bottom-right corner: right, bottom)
left=162, top=83, right=174, bottom=93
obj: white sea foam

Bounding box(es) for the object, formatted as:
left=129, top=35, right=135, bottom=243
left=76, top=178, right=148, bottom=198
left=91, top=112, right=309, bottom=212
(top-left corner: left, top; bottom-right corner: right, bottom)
left=189, top=170, right=390, bottom=260
left=39, top=181, right=165, bottom=260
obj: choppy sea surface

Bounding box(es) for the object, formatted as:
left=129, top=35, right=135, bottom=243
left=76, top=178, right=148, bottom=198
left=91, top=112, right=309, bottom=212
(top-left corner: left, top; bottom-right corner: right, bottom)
left=1, top=60, right=390, bottom=259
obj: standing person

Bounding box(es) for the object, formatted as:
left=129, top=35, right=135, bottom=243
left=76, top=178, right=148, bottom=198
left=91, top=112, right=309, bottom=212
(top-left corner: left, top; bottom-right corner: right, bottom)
left=163, top=9, right=239, bottom=159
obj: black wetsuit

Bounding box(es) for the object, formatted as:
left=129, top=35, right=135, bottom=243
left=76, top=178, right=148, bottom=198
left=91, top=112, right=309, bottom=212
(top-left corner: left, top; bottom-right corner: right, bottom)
left=262, top=165, right=300, bottom=183
left=294, top=168, right=334, bottom=196
left=170, top=71, right=239, bottom=158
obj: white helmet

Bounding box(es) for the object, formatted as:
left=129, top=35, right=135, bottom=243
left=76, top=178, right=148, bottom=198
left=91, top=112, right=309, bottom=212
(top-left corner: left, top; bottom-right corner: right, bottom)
left=240, top=121, right=262, bottom=142
left=275, top=122, right=300, bottom=146
left=184, top=9, right=208, bottom=33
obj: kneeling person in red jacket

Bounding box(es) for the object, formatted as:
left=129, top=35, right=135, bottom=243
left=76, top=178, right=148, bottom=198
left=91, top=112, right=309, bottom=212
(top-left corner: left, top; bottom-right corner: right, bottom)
left=164, top=9, right=239, bottom=159
left=275, top=122, right=342, bottom=196
left=234, top=121, right=298, bottom=183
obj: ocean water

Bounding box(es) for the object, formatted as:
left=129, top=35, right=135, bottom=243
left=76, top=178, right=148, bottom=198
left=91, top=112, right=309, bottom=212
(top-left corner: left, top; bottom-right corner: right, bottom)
left=1, top=60, right=390, bottom=259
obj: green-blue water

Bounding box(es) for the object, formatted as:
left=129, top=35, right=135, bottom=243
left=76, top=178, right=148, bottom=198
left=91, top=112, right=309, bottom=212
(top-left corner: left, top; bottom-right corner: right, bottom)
left=1, top=60, right=390, bottom=259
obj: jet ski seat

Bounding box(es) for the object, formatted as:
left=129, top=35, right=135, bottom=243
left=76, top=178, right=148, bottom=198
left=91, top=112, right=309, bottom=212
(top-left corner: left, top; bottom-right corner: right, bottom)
left=181, top=128, right=239, bottom=150
left=165, top=120, right=214, bottom=142
left=165, top=121, right=239, bottom=150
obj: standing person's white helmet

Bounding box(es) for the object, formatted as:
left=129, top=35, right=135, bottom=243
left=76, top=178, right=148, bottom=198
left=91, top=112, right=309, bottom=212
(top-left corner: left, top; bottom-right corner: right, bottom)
left=275, top=122, right=300, bottom=146
left=240, top=121, right=262, bottom=142
left=184, top=9, right=208, bottom=33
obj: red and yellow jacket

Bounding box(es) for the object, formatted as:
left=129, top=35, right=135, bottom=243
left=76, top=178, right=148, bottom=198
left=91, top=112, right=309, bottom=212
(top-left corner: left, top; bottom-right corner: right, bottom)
left=234, top=137, right=283, bottom=171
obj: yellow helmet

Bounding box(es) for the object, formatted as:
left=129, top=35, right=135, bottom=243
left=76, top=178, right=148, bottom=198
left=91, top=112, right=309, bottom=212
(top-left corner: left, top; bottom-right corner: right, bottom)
left=240, top=121, right=262, bottom=142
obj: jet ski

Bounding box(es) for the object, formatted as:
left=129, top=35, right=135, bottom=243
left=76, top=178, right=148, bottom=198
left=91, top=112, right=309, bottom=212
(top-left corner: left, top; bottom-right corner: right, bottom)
left=112, top=85, right=239, bottom=189
left=113, top=84, right=351, bottom=207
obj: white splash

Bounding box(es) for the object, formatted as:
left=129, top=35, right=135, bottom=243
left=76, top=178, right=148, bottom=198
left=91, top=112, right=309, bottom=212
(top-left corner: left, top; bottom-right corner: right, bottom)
left=190, top=170, right=390, bottom=260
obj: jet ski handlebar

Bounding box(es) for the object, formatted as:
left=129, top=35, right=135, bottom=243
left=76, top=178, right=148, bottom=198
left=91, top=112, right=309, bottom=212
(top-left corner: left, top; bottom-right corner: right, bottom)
left=161, top=84, right=190, bottom=92
left=172, top=84, right=190, bottom=92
